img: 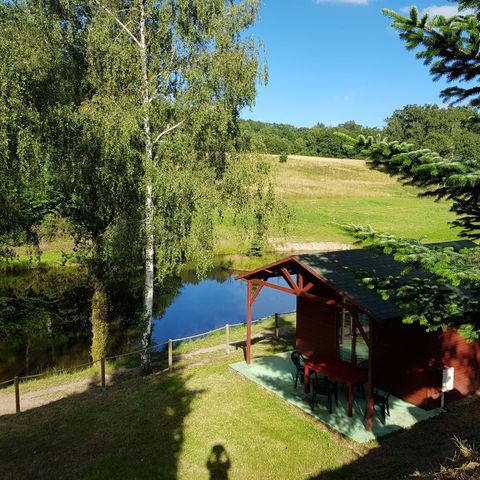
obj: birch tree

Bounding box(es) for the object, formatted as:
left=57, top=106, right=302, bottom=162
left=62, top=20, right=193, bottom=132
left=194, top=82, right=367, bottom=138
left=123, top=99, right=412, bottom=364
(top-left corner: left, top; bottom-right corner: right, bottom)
left=84, top=0, right=266, bottom=370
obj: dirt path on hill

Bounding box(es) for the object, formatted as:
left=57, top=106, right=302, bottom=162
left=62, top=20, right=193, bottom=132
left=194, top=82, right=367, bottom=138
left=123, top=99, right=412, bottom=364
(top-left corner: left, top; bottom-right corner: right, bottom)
left=273, top=241, right=352, bottom=253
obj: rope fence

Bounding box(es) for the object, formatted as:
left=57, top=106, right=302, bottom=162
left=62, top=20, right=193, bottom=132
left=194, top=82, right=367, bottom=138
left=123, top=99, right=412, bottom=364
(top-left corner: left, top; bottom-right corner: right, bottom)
left=2, top=310, right=295, bottom=415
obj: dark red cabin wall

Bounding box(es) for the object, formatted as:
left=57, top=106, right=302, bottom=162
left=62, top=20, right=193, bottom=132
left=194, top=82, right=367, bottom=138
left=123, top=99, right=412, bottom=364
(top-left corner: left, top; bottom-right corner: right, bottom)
left=374, top=319, right=480, bottom=409
left=295, top=296, right=338, bottom=358
left=437, top=329, right=480, bottom=403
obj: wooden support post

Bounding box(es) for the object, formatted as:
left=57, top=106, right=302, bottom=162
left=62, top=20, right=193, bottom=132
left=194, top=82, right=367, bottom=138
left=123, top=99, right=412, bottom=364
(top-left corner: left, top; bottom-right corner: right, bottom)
left=168, top=339, right=173, bottom=371
left=274, top=313, right=279, bottom=339
left=14, top=376, right=20, bottom=416
left=225, top=324, right=230, bottom=354
left=340, top=308, right=345, bottom=344
left=366, top=317, right=374, bottom=431
left=101, top=358, right=106, bottom=392
left=246, top=281, right=252, bottom=365
left=351, top=311, right=358, bottom=366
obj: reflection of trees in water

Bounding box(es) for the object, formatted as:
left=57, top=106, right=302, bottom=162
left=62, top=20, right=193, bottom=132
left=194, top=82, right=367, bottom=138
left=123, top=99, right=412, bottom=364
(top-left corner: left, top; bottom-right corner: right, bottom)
left=179, top=265, right=231, bottom=285
left=0, top=268, right=145, bottom=380
left=0, top=264, right=229, bottom=381
left=0, top=268, right=93, bottom=381
left=206, top=444, right=231, bottom=480
left=152, top=275, right=183, bottom=320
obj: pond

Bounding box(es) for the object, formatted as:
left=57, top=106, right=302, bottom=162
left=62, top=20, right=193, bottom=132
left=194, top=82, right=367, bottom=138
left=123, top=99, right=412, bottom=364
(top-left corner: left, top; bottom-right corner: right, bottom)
left=0, top=264, right=295, bottom=382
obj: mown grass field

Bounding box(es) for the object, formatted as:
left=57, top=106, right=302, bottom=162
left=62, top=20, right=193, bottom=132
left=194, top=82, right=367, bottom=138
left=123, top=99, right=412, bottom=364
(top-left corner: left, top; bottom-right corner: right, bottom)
left=277, top=155, right=457, bottom=243
left=8, top=154, right=459, bottom=272
left=0, top=317, right=479, bottom=480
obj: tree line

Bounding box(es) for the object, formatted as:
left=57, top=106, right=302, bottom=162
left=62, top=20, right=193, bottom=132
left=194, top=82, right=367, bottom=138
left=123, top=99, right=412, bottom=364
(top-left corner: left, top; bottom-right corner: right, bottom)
left=238, top=104, right=480, bottom=160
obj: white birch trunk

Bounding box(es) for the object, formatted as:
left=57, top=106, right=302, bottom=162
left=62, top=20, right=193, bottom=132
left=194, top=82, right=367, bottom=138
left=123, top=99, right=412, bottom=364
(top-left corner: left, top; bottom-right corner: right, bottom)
left=139, top=0, right=155, bottom=372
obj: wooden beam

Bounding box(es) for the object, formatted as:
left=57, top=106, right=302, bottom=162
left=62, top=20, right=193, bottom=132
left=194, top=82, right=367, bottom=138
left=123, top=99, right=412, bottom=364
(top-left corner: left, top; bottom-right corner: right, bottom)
left=299, top=291, right=340, bottom=307
left=251, top=279, right=298, bottom=296
left=352, top=313, right=371, bottom=349
left=340, top=308, right=345, bottom=344
left=302, top=282, right=314, bottom=293
left=250, top=284, right=264, bottom=305
left=297, top=273, right=304, bottom=290
left=366, top=317, right=375, bottom=431
left=281, top=268, right=299, bottom=291
left=246, top=281, right=252, bottom=364
left=251, top=279, right=341, bottom=308
left=351, top=312, right=357, bottom=366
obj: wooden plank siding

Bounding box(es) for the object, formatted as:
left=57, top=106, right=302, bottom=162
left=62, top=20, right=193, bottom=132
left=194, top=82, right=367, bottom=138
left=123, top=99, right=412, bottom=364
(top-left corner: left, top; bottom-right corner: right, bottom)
left=296, top=296, right=338, bottom=358
left=373, top=319, right=480, bottom=409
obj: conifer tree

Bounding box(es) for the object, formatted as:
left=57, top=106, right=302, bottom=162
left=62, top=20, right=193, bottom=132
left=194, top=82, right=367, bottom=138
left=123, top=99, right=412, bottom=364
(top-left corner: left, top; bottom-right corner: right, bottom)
left=383, top=2, right=480, bottom=107
left=336, top=2, right=480, bottom=340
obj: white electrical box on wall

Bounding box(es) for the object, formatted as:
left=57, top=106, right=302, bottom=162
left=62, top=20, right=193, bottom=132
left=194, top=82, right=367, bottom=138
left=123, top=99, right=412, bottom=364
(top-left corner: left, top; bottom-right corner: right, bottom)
left=442, top=367, right=455, bottom=392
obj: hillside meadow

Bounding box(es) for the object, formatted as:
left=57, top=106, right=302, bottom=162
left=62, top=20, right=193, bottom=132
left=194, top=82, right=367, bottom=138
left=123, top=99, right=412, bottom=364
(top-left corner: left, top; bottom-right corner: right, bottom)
left=10, top=154, right=459, bottom=271
left=216, top=155, right=458, bottom=261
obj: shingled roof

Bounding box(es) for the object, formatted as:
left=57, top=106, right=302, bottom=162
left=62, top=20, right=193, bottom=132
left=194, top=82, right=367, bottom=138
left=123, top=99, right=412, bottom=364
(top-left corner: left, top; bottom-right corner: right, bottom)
left=295, top=240, right=476, bottom=321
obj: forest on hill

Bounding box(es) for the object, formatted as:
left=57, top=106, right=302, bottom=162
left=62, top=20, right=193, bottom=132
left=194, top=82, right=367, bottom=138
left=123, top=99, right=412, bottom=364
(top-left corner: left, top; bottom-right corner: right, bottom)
left=238, top=104, right=480, bottom=160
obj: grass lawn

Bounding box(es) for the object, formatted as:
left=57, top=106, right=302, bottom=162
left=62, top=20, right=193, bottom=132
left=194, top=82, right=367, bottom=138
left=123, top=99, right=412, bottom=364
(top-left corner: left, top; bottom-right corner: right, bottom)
left=1, top=317, right=479, bottom=480
left=5, top=155, right=460, bottom=272
left=268, top=155, right=458, bottom=244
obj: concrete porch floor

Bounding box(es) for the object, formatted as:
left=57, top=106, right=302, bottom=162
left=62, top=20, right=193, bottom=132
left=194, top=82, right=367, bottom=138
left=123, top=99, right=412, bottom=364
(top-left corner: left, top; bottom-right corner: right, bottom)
left=230, top=351, right=443, bottom=443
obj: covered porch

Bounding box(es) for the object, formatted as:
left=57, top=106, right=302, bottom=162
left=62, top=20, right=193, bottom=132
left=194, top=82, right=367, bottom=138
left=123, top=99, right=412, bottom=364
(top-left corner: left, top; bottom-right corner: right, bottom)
left=230, top=351, right=442, bottom=443
left=237, top=254, right=380, bottom=430
left=235, top=250, right=453, bottom=436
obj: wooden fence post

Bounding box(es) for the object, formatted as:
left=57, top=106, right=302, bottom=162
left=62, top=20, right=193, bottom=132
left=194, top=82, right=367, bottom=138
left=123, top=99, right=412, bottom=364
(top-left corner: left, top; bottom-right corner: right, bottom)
left=101, top=358, right=106, bottom=392
left=14, top=376, right=20, bottom=416
left=225, top=324, right=230, bottom=354
left=168, top=339, right=173, bottom=371
left=274, top=313, right=279, bottom=339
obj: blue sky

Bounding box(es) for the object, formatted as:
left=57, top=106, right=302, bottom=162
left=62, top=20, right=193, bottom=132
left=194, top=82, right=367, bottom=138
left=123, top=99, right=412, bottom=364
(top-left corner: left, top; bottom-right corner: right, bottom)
left=240, top=0, right=462, bottom=128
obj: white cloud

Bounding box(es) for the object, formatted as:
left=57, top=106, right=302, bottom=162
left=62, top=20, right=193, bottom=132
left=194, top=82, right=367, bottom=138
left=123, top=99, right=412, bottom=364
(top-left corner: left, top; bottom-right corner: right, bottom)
left=400, top=4, right=475, bottom=17
left=316, top=0, right=369, bottom=5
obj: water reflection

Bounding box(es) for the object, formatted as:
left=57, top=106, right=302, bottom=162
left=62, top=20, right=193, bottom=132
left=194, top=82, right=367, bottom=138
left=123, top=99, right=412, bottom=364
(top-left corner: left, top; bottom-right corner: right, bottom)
left=0, top=268, right=92, bottom=381
left=0, top=264, right=294, bottom=381
left=151, top=274, right=294, bottom=345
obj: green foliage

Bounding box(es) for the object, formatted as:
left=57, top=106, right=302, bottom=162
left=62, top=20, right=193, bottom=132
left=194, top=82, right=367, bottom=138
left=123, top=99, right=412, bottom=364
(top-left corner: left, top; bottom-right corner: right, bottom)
left=81, top=0, right=272, bottom=278
left=0, top=4, right=62, bottom=256
left=279, top=153, right=288, bottom=163
left=221, top=154, right=290, bottom=256
left=384, top=105, right=480, bottom=160
left=238, top=119, right=380, bottom=158
left=344, top=225, right=480, bottom=341
left=383, top=4, right=480, bottom=107
left=337, top=3, right=480, bottom=340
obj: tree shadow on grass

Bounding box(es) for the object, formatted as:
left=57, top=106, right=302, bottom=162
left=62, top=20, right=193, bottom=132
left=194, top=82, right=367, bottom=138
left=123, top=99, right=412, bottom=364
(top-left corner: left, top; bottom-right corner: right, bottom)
left=0, top=365, right=203, bottom=480
left=307, top=398, right=480, bottom=480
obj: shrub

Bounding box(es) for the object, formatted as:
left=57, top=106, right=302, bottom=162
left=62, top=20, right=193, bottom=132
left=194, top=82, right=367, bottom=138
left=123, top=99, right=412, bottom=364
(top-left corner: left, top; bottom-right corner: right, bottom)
left=279, top=152, right=288, bottom=163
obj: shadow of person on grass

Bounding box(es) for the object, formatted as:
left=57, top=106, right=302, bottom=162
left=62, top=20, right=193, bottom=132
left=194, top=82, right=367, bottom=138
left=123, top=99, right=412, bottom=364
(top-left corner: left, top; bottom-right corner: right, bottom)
left=206, top=444, right=231, bottom=480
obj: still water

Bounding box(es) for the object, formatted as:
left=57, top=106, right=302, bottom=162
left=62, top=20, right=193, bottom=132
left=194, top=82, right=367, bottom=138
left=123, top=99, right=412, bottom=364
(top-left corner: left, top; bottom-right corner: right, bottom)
left=0, top=265, right=294, bottom=382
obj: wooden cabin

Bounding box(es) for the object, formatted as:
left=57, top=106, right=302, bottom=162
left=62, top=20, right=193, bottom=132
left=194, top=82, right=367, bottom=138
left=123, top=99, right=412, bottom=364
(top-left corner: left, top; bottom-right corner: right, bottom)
left=237, top=241, right=480, bottom=430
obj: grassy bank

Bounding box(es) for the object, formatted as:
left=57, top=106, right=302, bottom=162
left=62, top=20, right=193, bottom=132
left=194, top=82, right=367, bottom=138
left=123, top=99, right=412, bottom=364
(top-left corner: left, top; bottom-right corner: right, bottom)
left=5, top=155, right=459, bottom=272
left=0, top=313, right=295, bottom=395
left=1, top=316, right=479, bottom=480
